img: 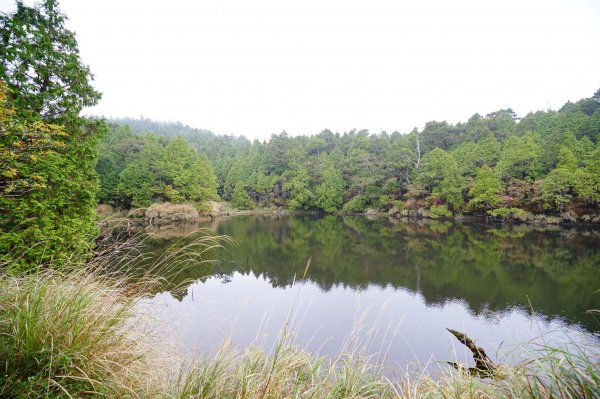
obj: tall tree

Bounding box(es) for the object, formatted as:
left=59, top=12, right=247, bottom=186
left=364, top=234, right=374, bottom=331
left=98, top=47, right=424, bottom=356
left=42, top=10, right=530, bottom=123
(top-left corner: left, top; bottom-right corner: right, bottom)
left=162, top=136, right=218, bottom=202
left=315, top=156, right=344, bottom=213
left=418, top=148, right=464, bottom=210
left=0, top=1, right=104, bottom=268
left=468, top=165, right=502, bottom=211
left=118, top=135, right=165, bottom=207
left=284, top=164, right=314, bottom=210
left=0, top=0, right=101, bottom=120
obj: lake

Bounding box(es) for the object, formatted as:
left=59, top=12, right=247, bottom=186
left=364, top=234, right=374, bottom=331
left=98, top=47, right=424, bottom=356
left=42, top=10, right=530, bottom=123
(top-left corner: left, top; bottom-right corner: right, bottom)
left=132, top=215, right=600, bottom=370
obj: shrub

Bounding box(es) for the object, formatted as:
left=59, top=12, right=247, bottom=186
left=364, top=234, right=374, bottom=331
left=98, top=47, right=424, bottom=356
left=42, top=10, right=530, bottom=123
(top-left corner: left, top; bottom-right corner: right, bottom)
left=429, top=204, right=452, bottom=219
left=487, top=207, right=526, bottom=220
left=145, top=202, right=199, bottom=224
left=342, top=195, right=367, bottom=213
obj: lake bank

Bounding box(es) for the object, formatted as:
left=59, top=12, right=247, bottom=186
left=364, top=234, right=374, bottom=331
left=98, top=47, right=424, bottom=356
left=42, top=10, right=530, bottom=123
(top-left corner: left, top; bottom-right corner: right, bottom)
left=2, top=243, right=599, bottom=398
left=97, top=200, right=600, bottom=234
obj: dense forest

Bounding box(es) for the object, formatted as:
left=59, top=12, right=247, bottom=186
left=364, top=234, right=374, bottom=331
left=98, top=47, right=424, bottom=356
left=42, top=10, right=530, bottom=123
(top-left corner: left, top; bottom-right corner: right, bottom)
left=98, top=92, right=600, bottom=220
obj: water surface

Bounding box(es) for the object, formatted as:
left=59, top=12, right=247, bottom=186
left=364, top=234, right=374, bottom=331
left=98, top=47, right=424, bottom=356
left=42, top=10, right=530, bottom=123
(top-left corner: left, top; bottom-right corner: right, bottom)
left=135, top=215, right=600, bottom=369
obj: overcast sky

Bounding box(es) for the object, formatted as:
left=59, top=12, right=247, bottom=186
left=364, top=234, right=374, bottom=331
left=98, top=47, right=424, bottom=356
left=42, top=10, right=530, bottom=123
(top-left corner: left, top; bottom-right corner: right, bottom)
left=2, top=0, right=600, bottom=140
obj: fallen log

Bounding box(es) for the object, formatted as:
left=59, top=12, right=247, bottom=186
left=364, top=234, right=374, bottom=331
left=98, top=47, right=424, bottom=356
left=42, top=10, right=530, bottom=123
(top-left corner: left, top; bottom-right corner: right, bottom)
left=446, top=328, right=498, bottom=378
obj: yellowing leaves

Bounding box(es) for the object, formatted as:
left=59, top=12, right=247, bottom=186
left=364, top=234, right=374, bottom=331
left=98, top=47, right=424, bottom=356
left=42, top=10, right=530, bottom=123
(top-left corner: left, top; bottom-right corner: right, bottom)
left=2, top=168, right=17, bottom=178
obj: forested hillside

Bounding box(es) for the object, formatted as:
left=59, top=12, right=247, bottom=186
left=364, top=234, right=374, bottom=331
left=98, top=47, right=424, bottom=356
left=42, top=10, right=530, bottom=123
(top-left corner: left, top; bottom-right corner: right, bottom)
left=98, top=91, right=600, bottom=219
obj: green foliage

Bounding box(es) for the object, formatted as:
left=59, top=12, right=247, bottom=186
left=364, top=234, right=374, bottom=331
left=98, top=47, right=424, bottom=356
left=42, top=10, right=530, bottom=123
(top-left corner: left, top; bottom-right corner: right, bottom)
left=0, top=0, right=101, bottom=120
left=189, top=154, right=219, bottom=202
left=117, top=135, right=165, bottom=207
left=101, top=132, right=219, bottom=208
left=162, top=136, right=218, bottom=202
left=468, top=165, right=502, bottom=211
left=557, top=146, right=577, bottom=171
left=96, top=125, right=142, bottom=205
left=0, top=87, right=102, bottom=269
left=495, top=135, right=543, bottom=181
left=419, top=148, right=464, bottom=210
left=418, top=148, right=454, bottom=189
left=539, top=146, right=581, bottom=211
left=429, top=204, right=452, bottom=219
left=573, top=145, right=600, bottom=204
left=541, top=168, right=574, bottom=211
left=452, top=135, right=501, bottom=177
left=231, top=183, right=254, bottom=210
left=254, top=172, right=278, bottom=194
left=487, top=207, right=526, bottom=220
left=284, top=165, right=314, bottom=210
left=0, top=1, right=105, bottom=270
left=102, top=86, right=600, bottom=217
left=315, top=157, right=344, bottom=213
left=342, top=195, right=367, bottom=213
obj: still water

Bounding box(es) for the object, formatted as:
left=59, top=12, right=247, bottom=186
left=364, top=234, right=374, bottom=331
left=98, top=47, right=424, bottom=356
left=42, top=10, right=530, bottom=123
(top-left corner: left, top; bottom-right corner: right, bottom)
left=134, top=215, right=600, bottom=369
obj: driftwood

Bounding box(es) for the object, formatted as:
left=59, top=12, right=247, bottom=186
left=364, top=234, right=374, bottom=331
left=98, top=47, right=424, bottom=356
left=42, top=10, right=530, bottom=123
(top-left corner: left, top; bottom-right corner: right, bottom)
left=446, top=328, right=498, bottom=378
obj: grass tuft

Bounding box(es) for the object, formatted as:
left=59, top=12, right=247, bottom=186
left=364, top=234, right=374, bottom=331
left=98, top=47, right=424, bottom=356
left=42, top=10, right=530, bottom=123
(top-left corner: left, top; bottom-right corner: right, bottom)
left=0, top=269, right=152, bottom=398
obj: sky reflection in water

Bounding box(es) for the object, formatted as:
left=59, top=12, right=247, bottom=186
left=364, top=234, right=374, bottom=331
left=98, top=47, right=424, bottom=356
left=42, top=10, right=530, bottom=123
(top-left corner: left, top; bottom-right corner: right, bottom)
left=136, top=215, right=599, bottom=369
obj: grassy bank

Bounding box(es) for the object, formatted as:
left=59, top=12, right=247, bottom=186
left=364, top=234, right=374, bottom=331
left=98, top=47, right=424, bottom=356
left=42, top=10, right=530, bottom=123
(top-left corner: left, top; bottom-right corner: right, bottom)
left=1, top=234, right=598, bottom=398
left=1, top=270, right=598, bottom=398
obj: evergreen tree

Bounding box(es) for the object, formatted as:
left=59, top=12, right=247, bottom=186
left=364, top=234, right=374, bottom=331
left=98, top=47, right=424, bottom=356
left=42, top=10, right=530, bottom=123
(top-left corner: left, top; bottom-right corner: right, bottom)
left=541, top=147, right=578, bottom=211
left=284, top=165, right=314, bottom=210
left=0, top=0, right=101, bottom=119
left=118, top=135, right=165, bottom=207
left=468, top=165, right=502, bottom=211
left=0, top=82, right=101, bottom=266
left=315, top=158, right=344, bottom=213
left=418, top=148, right=464, bottom=210
left=0, top=1, right=104, bottom=269
left=231, top=182, right=254, bottom=209
left=162, top=136, right=218, bottom=202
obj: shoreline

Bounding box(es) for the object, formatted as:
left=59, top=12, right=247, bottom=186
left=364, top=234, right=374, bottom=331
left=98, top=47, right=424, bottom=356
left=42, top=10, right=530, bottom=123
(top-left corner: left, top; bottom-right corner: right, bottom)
left=97, top=201, right=600, bottom=231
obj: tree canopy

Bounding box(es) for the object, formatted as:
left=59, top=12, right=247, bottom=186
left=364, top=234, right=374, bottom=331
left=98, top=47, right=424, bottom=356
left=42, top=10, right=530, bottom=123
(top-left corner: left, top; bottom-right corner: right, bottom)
left=100, top=87, right=600, bottom=220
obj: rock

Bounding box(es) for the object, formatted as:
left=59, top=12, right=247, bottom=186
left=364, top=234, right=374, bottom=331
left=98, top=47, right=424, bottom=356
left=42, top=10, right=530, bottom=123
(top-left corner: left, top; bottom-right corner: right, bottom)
left=365, top=208, right=377, bottom=216
left=561, top=211, right=577, bottom=223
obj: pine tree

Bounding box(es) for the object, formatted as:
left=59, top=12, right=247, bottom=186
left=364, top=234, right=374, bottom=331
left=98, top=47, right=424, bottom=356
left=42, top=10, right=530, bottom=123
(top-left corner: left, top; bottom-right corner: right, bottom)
left=468, top=165, right=502, bottom=211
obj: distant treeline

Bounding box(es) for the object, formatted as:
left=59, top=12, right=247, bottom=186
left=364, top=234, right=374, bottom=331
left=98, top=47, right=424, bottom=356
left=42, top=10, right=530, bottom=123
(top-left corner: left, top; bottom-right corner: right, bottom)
left=98, top=90, right=600, bottom=218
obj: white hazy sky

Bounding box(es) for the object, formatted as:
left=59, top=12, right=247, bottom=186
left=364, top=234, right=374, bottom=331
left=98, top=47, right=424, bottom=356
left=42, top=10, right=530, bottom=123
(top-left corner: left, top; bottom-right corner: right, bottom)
left=2, top=0, right=600, bottom=140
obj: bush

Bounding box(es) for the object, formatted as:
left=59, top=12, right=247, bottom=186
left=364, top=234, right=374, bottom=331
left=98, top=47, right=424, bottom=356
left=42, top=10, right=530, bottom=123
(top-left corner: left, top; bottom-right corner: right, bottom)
left=429, top=204, right=452, bottom=219
left=342, top=195, right=367, bottom=213
left=145, top=202, right=199, bottom=224
left=231, top=183, right=254, bottom=210
left=487, top=207, right=526, bottom=220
